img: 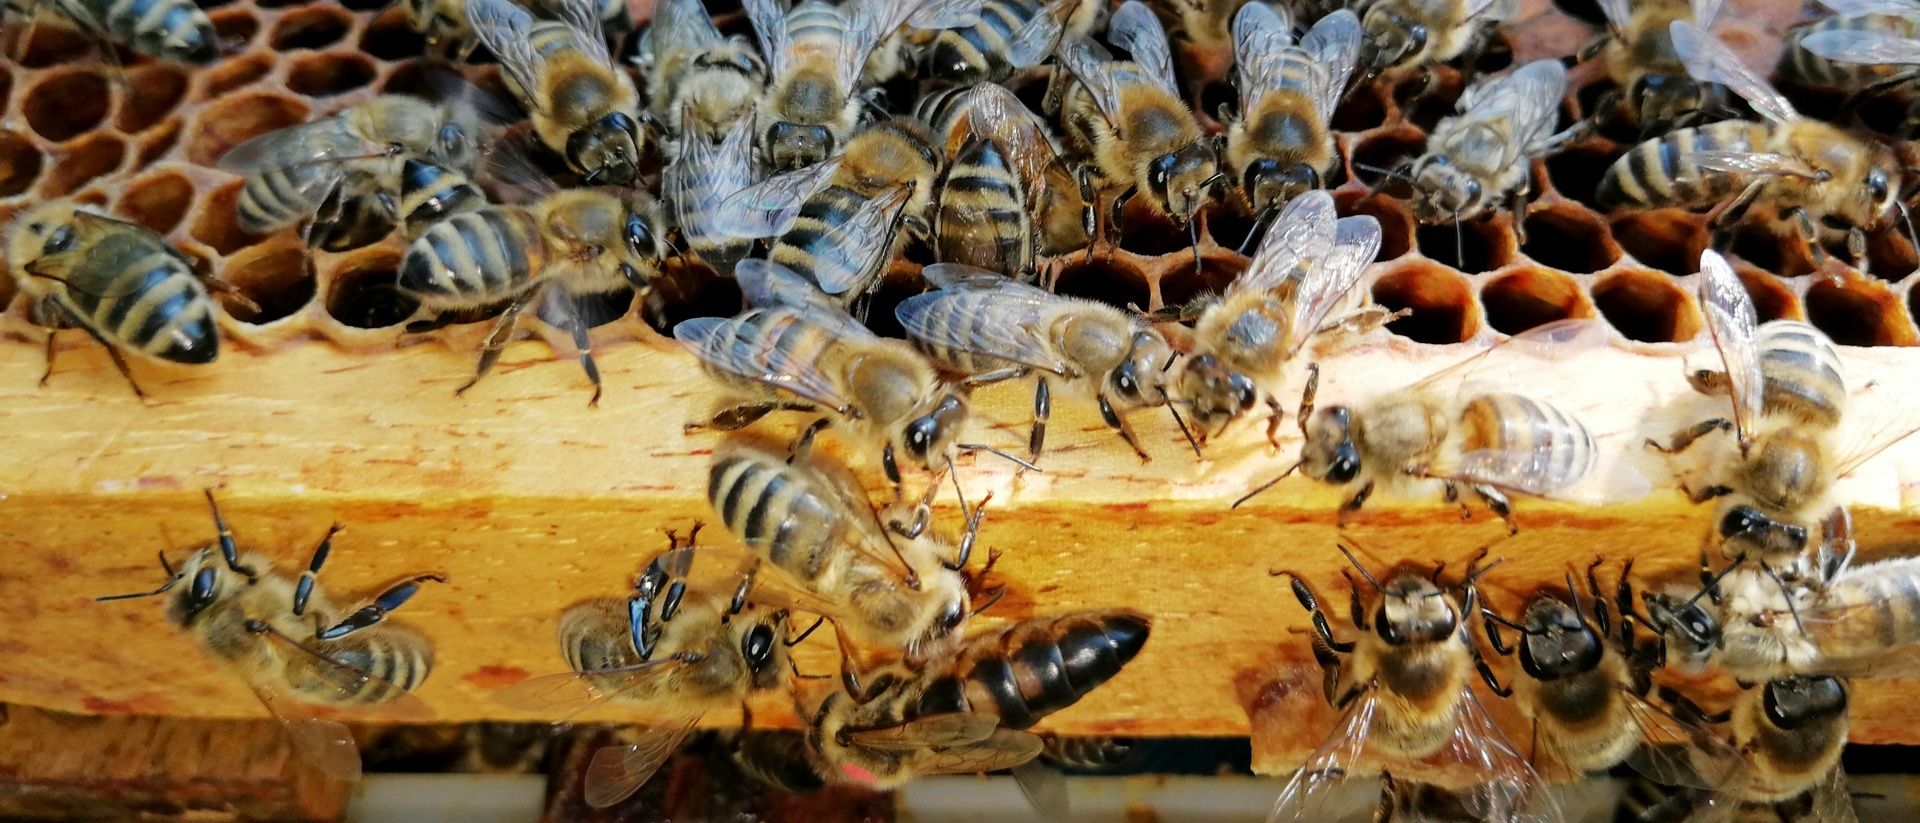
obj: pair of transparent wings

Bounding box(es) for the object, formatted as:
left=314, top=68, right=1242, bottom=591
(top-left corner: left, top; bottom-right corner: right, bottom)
left=665, top=112, right=760, bottom=250
left=708, top=159, right=913, bottom=295
left=1450, top=59, right=1570, bottom=168
left=1268, top=683, right=1558, bottom=823
left=672, top=259, right=887, bottom=412
left=1668, top=21, right=1848, bottom=181
left=468, top=0, right=618, bottom=116
left=1527, top=687, right=1752, bottom=818
left=744, top=0, right=982, bottom=92
left=244, top=623, right=435, bottom=783
left=1056, top=1, right=1179, bottom=126
left=894, top=263, right=1088, bottom=377
left=1231, top=5, right=1360, bottom=124
left=954, top=83, right=1076, bottom=211
left=832, top=712, right=1045, bottom=784
left=1236, top=190, right=1384, bottom=360
left=1595, top=0, right=1722, bottom=38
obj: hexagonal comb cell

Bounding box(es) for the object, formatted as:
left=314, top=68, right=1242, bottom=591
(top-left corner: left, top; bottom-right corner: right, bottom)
left=361, top=12, right=428, bottom=61
left=219, top=239, right=317, bottom=324
left=270, top=5, right=354, bottom=50
left=117, top=65, right=190, bottom=133
left=40, top=134, right=125, bottom=198
left=23, top=68, right=111, bottom=142
left=191, top=179, right=269, bottom=254
left=1520, top=205, right=1617, bottom=274
left=1371, top=263, right=1479, bottom=344
left=211, top=7, right=262, bottom=47
left=201, top=53, right=276, bottom=98
left=1591, top=270, right=1700, bottom=343
left=116, top=171, right=196, bottom=235
left=287, top=52, right=378, bottom=97
left=1611, top=211, right=1707, bottom=276
left=186, top=93, right=308, bottom=166
left=15, top=25, right=91, bottom=69
left=1732, top=261, right=1798, bottom=323
left=1806, top=278, right=1913, bottom=347
left=1158, top=253, right=1249, bottom=311
left=1416, top=218, right=1510, bottom=274
left=0, top=130, right=45, bottom=197
left=1055, top=258, right=1153, bottom=315
left=1480, top=267, right=1589, bottom=335
left=324, top=249, right=419, bottom=329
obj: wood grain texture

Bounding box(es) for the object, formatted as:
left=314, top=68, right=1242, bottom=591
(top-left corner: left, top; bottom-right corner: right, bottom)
left=2, top=321, right=1919, bottom=757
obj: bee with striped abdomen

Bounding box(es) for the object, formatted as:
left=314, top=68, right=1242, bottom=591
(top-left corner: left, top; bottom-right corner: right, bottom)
left=674, top=259, right=973, bottom=495
left=96, top=491, right=442, bottom=782
left=897, top=263, right=1188, bottom=463
left=493, top=529, right=793, bottom=808
left=1797, top=16, right=1920, bottom=137
left=469, top=0, right=644, bottom=185
left=1406, top=59, right=1579, bottom=237
left=1358, top=0, right=1516, bottom=77
left=7, top=202, right=223, bottom=399
left=746, top=0, right=982, bottom=171
left=718, top=117, right=943, bottom=308
left=1177, top=191, right=1386, bottom=448
left=920, top=0, right=1099, bottom=85
left=708, top=440, right=982, bottom=676
left=918, top=83, right=1093, bottom=281
left=1223, top=5, right=1360, bottom=234
left=1780, top=0, right=1920, bottom=96
left=663, top=110, right=761, bottom=277
left=1599, top=22, right=1904, bottom=275
left=1053, top=1, right=1222, bottom=264
left=640, top=0, right=765, bottom=154
left=1725, top=676, right=1855, bottom=820
left=219, top=95, right=483, bottom=253
left=1267, top=548, right=1550, bottom=822
left=1582, top=0, right=1721, bottom=136
left=803, top=609, right=1151, bottom=789
left=1241, top=319, right=1635, bottom=534
left=5, top=0, right=217, bottom=63
left=396, top=177, right=668, bottom=405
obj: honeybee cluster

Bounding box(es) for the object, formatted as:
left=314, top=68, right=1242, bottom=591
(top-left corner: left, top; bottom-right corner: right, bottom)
left=10, top=0, right=1920, bottom=816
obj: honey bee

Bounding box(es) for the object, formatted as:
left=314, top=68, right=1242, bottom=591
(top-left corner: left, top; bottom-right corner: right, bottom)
left=1584, top=0, right=1721, bottom=135
left=1053, top=1, right=1223, bottom=263
left=1175, top=190, right=1385, bottom=448
left=640, top=0, right=766, bottom=153
left=707, top=440, right=982, bottom=671
left=1239, top=318, right=1629, bottom=535
left=5, top=0, right=217, bottom=63
left=1481, top=566, right=1747, bottom=799
left=1224, top=5, right=1360, bottom=229
left=1796, top=20, right=1920, bottom=137
left=1406, top=59, right=1578, bottom=235
left=1645, top=250, right=1916, bottom=580
left=717, top=117, right=943, bottom=308
left=492, top=530, right=793, bottom=808
left=1267, top=547, right=1548, bottom=822
left=1724, top=676, right=1854, bottom=819
left=1357, top=0, right=1517, bottom=76
left=802, top=609, right=1151, bottom=790
left=746, top=0, right=982, bottom=171
left=469, top=0, right=644, bottom=185
left=95, top=491, right=441, bottom=782
left=920, top=0, right=1099, bottom=85
left=219, top=95, right=483, bottom=253
left=663, top=110, right=760, bottom=277
left=1779, top=0, right=1920, bottom=97
left=674, top=259, right=973, bottom=493
left=7, top=202, right=222, bottom=399
left=896, top=263, right=1189, bottom=463
left=396, top=180, right=668, bottom=406
left=917, top=82, right=1093, bottom=281
left=1599, top=22, right=1903, bottom=275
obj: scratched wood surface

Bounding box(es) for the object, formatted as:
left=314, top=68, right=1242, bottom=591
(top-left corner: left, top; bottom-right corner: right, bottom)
left=2, top=320, right=1919, bottom=758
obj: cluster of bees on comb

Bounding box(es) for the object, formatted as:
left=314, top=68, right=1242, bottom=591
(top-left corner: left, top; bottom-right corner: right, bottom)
left=10, top=0, right=1920, bottom=816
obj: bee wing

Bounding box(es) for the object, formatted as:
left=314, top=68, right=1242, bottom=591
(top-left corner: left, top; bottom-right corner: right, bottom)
left=1458, top=59, right=1569, bottom=160
left=547, top=0, right=615, bottom=64
left=712, top=158, right=844, bottom=239
left=476, top=139, right=565, bottom=203
left=257, top=622, right=436, bottom=722
left=1696, top=250, right=1765, bottom=442
left=1239, top=189, right=1338, bottom=295
left=744, top=0, right=789, bottom=78
left=1007, top=1, right=1066, bottom=68
left=904, top=728, right=1046, bottom=775
left=1058, top=33, right=1128, bottom=125
left=1108, top=1, right=1180, bottom=100
left=1618, top=689, right=1752, bottom=796
left=674, top=310, right=869, bottom=413
left=1670, top=21, right=1798, bottom=123
left=1232, top=3, right=1296, bottom=110
left=215, top=119, right=362, bottom=173
left=1688, top=150, right=1822, bottom=179
left=1800, top=28, right=1920, bottom=66
left=582, top=713, right=704, bottom=808
left=845, top=711, right=1002, bottom=749
left=897, top=264, right=1072, bottom=374
left=1594, top=0, right=1632, bottom=32
left=1417, top=687, right=1559, bottom=823
left=1266, top=686, right=1379, bottom=822
left=653, top=0, right=726, bottom=53
left=492, top=660, right=691, bottom=719
left=843, top=0, right=983, bottom=90
left=668, top=115, right=761, bottom=248
left=245, top=679, right=364, bottom=782
left=467, top=0, right=549, bottom=111
left=1287, top=215, right=1382, bottom=357
left=962, top=84, right=1067, bottom=191
left=1301, top=10, right=1362, bottom=123
left=902, top=0, right=986, bottom=30
left=1464, top=0, right=1520, bottom=22
left=806, top=185, right=914, bottom=296
left=1012, top=759, right=1068, bottom=819
left=1810, top=766, right=1857, bottom=823
left=1408, top=318, right=1612, bottom=395
left=1816, top=0, right=1920, bottom=14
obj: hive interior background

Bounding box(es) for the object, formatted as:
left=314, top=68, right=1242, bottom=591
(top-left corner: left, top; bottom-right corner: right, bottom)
left=0, top=0, right=1916, bottom=360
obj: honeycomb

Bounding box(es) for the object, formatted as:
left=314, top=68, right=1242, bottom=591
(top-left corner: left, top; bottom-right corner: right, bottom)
left=0, top=0, right=1914, bottom=378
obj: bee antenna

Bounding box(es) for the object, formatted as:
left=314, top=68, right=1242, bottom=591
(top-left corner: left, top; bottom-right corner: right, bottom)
left=1480, top=608, right=1532, bottom=634
left=1231, top=459, right=1301, bottom=508
left=1351, top=162, right=1413, bottom=183
left=1335, top=542, right=1385, bottom=592
left=1759, top=560, right=1809, bottom=637
left=1167, top=402, right=1202, bottom=458
left=1239, top=202, right=1278, bottom=256
left=947, top=455, right=970, bottom=522
left=1564, top=570, right=1585, bottom=623
left=1452, top=209, right=1465, bottom=270
left=957, top=443, right=1042, bottom=473
left=1159, top=351, right=1179, bottom=373
left=1898, top=200, right=1920, bottom=274
left=95, top=550, right=184, bottom=602
left=1682, top=554, right=1746, bottom=610
left=1188, top=211, right=1203, bottom=276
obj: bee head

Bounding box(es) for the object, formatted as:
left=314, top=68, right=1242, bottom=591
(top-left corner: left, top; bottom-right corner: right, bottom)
left=1147, top=142, right=1221, bottom=227
left=1173, top=353, right=1256, bottom=436
left=567, top=112, right=641, bottom=187
left=1242, top=158, right=1320, bottom=219
left=1763, top=675, right=1847, bottom=731
left=1301, top=406, right=1361, bottom=485
left=623, top=206, right=665, bottom=291
left=432, top=123, right=475, bottom=170
left=1375, top=574, right=1455, bottom=645
left=740, top=612, right=788, bottom=690
left=1718, top=504, right=1809, bottom=559
left=170, top=548, right=233, bottom=627
left=1643, top=591, right=1718, bottom=661
left=1629, top=74, right=1704, bottom=137
left=1109, top=331, right=1176, bottom=408
left=765, top=121, right=836, bottom=172
left=1409, top=154, right=1489, bottom=224
left=1516, top=595, right=1602, bottom=681
left=7, top=203, right=77, bottom=275
left=1866, top=160, right=1899, bottom=221
left=900, top=393, right=969, bottom=471
left=1359, top=9, right=1422, bottom=74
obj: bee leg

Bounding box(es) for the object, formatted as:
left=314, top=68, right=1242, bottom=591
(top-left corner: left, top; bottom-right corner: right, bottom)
left=789, top=417, right=831, bottom=463
left=1029, top=377, right=1051, bottom=464
left=1469, top=640, right=1512, bottom=698
left=1584, top=557, right=1611, bottom=638
left=1790, top=207, right=1834, bottom=274
left=1076, top=165, right=1096, bottom=265
left=1336, top=480, right=1374, bottom=529
left=562, top=300, right=603, bottom=408
left=1441, top=480, right=1470, bottom=520
left=44, top=297, right=149, bottom=401
left=454, top=295, right=531, bottom=398
left=291, top=522, right=346, bottom=618
left=1097, top=391, right=1150, bottom=463
left=1470, top=484, right=1516, bottom=536
left=1683, top=482, right=1733, bottom=504
left=316, top=573, right=448, bottom=641
left=1706, top=180, right=1767, bottom=247
left=202, top=490, right=257, bottom=581
left=37, top=327, right=55, bottom=388
left=1372, top=774, right=1396, bottom=823
left=1847, top=225, right=1869, bottom=279
left=1644, top=418, right=1734, bottom=454
left=1107, top=187, right=1136, bottom=249
left=1269, top=569, right=1356, bottom=653
left=1296, top=363, right=1319, bottom=440
left=1262, top=394, right=1286, bottom=452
